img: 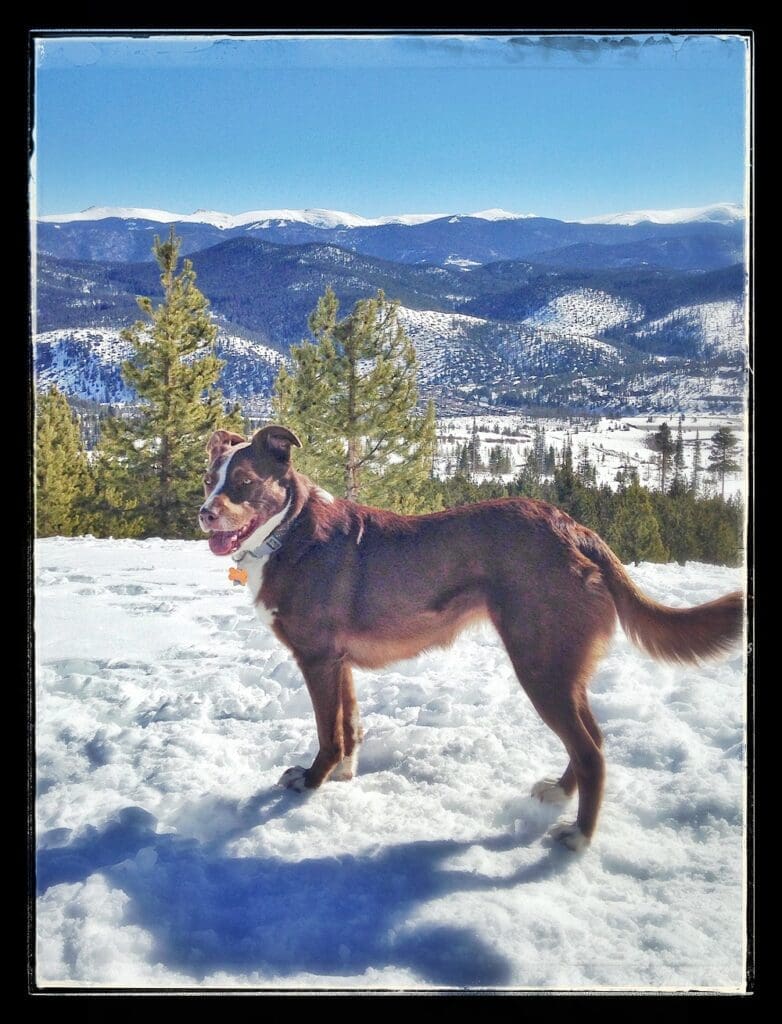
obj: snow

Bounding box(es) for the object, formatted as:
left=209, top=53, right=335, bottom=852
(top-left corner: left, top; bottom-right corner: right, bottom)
left=396, top=306, right=489, bottom=380
left=38, top=206, right=200, bottom=225
left=35, top=537, right=747, bottom=990
left=38, top=207, right=532, bottom=230
left=634, top=300, right=746, bottom=357
left=34, top=326, right=285, bottom=405
left=579, top=203, right=745, bottom=227
left=521, top=288, right=644, bottom=336
left=39, top=203, right=746, bottom=231
left=466, top=209, right=537, bottom=221
left=435, top=413, right=746, bottom=498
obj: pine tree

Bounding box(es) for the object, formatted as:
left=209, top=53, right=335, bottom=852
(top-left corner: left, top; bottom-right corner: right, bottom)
left=577, top=444, right=596, bottom=485
left=670, top=420, right=686, bottom=492
left=691, top=430, right=703, bottom=494
left=35, top=386, right=95, bottom=536
left=273, top=287, right=440, bottom=514
left=646, top=421, right=676, bottom=492
left=94, top=229, right=241, bottom=538
left=607, top=482, right=668, bottom=566
left=653, top=490, right=696, bottom=566
left=532, top=424, right=546, bottom=474
left=467, top=418, right=482, bottom=476
left=708, top=427, right=742, bottom=499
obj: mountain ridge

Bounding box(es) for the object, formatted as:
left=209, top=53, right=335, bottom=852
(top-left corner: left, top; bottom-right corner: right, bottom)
left=39, top=201, right=744, bottom=229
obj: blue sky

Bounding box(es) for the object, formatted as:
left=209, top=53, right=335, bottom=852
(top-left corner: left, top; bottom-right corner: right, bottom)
left=33, top=33, right=749, bottom=221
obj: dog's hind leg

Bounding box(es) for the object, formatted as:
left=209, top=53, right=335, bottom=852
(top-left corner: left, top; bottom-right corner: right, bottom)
left=491, top=604, right=609, bottom=851
left=531, top=699, right=603, bottom=806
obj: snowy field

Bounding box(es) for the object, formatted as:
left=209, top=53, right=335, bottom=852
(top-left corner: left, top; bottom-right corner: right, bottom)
left=35, top=537, right=747, bottom=991
left=437, top=413, right=746, bottom=499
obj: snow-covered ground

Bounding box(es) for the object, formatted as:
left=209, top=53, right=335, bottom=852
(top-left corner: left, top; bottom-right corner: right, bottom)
left=635, top=300, right=746, bottom=358
left=436, top=413, right=746, bottom=498
left=35, top=537, right=747, bottom=991
left=520, top=288, right=644, bottom=336
left=35, top=327, right=285, bottom=405
left=396, top=307, right=490, bottom=380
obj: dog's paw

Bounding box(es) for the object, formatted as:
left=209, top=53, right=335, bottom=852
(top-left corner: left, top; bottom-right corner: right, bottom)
left=531, top=778, right=571, bottom=805
left=329, top=754, right=357, bottom=782
left=549, top=821, right=590, bottom=853
left=278, top=765, right=310, bottom=792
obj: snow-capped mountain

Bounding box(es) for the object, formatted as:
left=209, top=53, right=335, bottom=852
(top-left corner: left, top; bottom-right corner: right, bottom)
left=33, top=212, right=747, bottom=416
left=39, top=206, right=538, bottom=229
left=519, top=288, right=644, bottom=336
left=632, top=300, right=746, bottom=358
left=580, top=203, right=744, bottom=226
left=35, top=326, right=285, bottom=406
left=40, top=203, right=743, bottom=230
left=37, top=204, right=745, bottom=272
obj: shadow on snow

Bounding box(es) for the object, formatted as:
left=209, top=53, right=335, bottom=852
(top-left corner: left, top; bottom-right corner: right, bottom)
left=37, top=788, right=574, bottom=988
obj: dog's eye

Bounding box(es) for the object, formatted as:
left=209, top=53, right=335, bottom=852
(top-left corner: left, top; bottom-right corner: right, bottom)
left=238, top=478, right=253, bottom=487
left=203, top=475, right=213, bottom=487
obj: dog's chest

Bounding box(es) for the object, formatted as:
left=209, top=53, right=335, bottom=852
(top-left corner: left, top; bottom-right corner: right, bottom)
left=243, top=555, right=278, bottom=628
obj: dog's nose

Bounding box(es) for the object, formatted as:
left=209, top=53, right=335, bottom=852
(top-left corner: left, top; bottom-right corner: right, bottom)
left=199, top=505, right=218, bottom=525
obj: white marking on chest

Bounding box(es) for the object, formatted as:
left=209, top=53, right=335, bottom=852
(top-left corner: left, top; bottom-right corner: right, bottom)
left=234, top=500, right=291, bottom=628
left=246, top=555, right=277, bottom=627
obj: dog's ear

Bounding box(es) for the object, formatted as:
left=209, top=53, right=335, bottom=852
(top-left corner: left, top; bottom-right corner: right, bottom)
left=251, top=425, right=302, bottom=464
left=206, top=429, right=246, bottom=465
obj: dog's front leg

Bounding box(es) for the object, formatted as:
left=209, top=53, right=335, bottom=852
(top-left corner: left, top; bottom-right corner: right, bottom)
left=278, top=653, right=352, bottom=792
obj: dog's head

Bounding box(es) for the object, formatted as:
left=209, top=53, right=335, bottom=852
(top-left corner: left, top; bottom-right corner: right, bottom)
left=199, top=425, right=302, bottom=556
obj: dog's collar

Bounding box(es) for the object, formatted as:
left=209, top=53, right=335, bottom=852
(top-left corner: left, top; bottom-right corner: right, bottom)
left=231, top=509, right=296, bottom=565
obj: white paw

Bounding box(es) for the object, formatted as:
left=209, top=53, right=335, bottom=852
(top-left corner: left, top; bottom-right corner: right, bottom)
left=329, top=751, right=358, bottom=782
left=531, top=778, right=571, bottom=805
left=278, top=765, right=309, bottom=792
left=549, top=821, right=590, bottom=853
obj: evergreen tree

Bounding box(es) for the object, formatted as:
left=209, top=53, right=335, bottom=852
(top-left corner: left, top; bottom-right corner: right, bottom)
left=515, top=447, right=543, bottom=498
left=468, top=418, right=482, bottom=476
left=607, top=482, right=668, bottom=566
left=670, top=420, right=686, bottom=492
left=273, top=287, right=440, bottom=514
left=577, top=444, right=596, bottom=485
left=35, top=386, right=95, bottom=536
left=694, top=494, right=744, bottom=566
left=691, top=430, right=703, bottom=494
left=652, top=490, right=696, bottom=566
left=646, top=421, right=676, bottom=492
left=95, top=229, right=240, bottom=538
left=532, top=424, right=546, bottom=474
left=708, top=427, right=742, bottom=499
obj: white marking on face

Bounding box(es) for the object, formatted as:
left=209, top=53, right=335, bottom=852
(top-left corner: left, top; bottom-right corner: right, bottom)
left=203, top=442, right=251, bottom=509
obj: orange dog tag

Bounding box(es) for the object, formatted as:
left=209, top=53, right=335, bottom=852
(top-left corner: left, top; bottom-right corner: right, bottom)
left=228, top=566, right=248, bottom=586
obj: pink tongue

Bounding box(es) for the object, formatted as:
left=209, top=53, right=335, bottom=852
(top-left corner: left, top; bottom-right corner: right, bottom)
left=208, top=531, right=237, bottom=556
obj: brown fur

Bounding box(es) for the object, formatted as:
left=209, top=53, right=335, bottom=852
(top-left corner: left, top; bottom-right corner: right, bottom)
left=202, top=427, right=744, bottom=848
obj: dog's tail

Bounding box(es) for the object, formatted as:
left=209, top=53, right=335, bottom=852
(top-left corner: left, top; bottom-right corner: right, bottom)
left=577, top=531, right=744, bottom=664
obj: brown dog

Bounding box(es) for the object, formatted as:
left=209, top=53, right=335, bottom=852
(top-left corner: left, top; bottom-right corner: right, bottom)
left=199, top=425, right=743, bottom=851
